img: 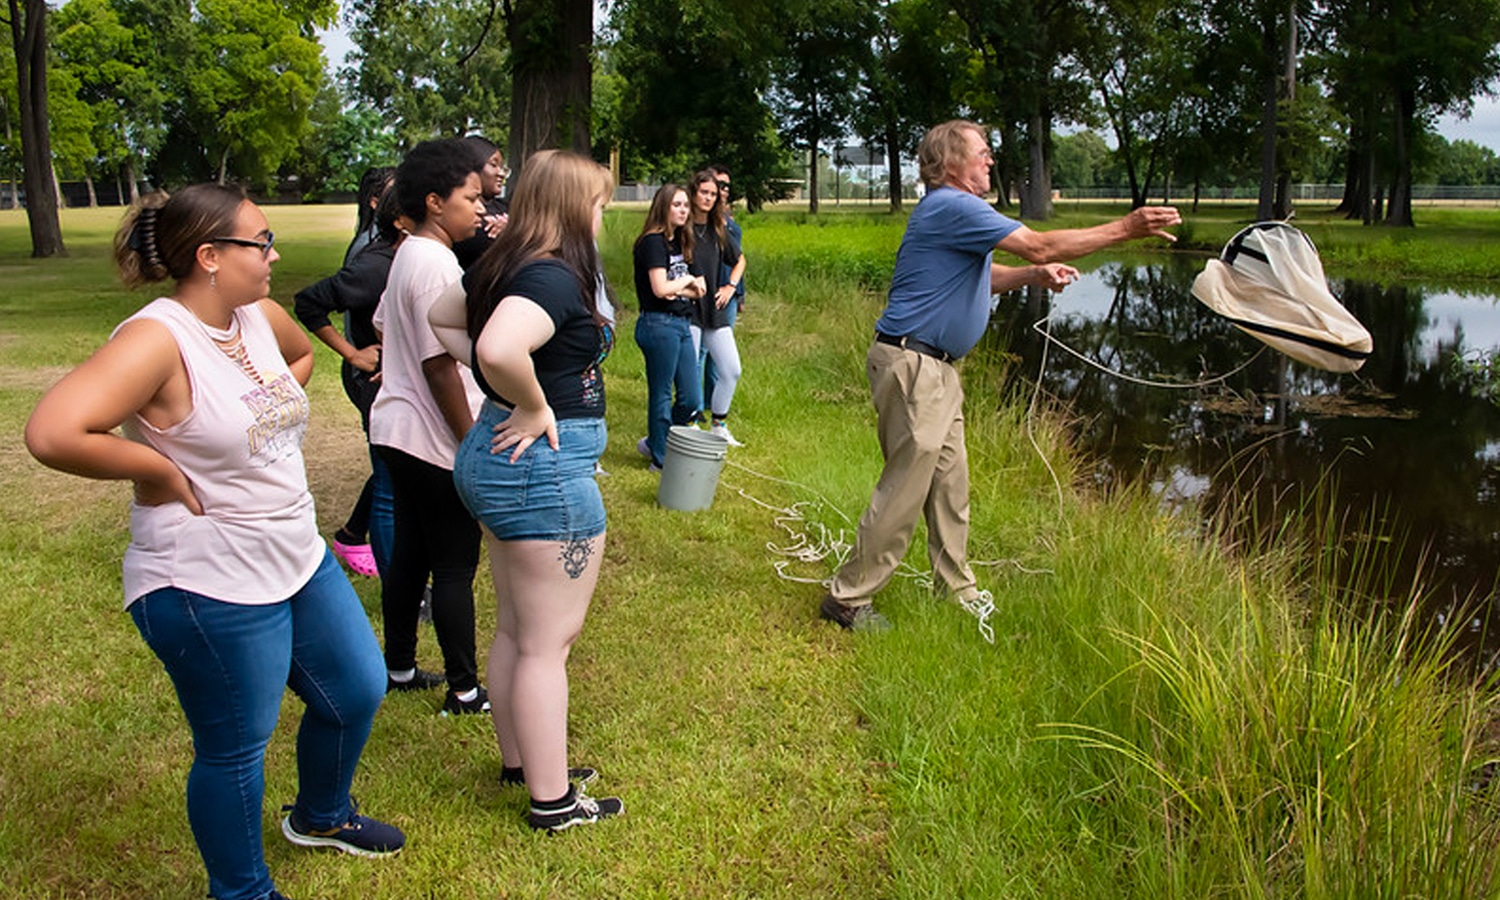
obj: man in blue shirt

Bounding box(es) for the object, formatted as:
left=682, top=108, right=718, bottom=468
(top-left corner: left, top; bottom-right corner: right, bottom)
left=822, top=120, right=1181, bottom=631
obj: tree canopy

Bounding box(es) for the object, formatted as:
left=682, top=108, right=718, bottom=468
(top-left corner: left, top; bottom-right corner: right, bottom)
left=6, top=0, right=1500, bottom=228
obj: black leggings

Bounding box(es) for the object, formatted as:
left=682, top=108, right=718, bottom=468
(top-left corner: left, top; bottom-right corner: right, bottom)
left=376, top=445, right=480, bottom=692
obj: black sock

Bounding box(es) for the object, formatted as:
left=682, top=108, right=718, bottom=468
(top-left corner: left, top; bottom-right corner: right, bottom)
left=334, top=527, right=362, bottom=545
left=499, top=765, right=525, bottom=785
left=531, top=784, right=577, bottom=811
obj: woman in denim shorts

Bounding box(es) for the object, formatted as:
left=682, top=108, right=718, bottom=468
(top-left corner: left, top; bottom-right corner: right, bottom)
left=430, top=149, right=624, bottom=832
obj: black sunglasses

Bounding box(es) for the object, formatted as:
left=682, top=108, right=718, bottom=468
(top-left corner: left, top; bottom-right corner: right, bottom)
left=210, top=233, right=276, bottom=257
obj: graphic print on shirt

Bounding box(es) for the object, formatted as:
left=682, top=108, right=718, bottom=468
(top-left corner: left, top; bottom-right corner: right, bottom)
left=241, top=372, right=310, bottom=467
left=667, top=251, right=688, bottom=283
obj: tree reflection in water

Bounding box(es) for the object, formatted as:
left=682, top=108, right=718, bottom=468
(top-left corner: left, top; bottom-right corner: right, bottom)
left=991, top=258, right=1500, bottom=650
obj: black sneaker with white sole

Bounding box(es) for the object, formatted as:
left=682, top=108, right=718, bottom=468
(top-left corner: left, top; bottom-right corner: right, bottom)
left=528, top=784, right=624, bottom=832
left=280, top=799, right=405, bottom=858
left=386, top=667, right=445, bottom=694
left=440, top=685, right=490, bottom=716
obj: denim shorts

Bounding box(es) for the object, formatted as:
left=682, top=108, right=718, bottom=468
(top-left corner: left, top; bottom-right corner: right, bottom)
left=453, top=402, right=607, bottom=541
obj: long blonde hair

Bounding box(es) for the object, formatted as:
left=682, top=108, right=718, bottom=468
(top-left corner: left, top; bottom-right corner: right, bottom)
left=465, top=149, right=614, bottom=339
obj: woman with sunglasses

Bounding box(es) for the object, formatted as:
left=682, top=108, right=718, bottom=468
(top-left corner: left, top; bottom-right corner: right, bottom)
left=686, top=169, right=745, bottom=446
left=430, top=149, right=624, bottom=831
left=25, top=184, right=403, bottom=900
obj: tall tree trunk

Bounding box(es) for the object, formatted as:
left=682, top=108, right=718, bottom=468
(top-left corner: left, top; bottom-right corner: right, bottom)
left=1138, top=144, right=1159, bottom=209
left=120, top=121, right=141, bottom=203
left=1335, top=141, right=1363, bottom=218
left=1256, top=17, right=1279, bottom=221
left=1386, top=84, right=1415, bottom=227
left=1122, top=132, right=1142, bottom=207
left=1019, top=110, right=1052, bottom=220
left=126, top=155, right=140, bottom=203
left=1272, top=0, right=1296, bottom=219
left=996, top=122, right=1016, bottom=210
left=808, top=145, right=820, bottom=214
left=85, top=173, right=98, bottom=208
left=884, top=124, right=902, bottom=212
left=504, top=0, right=592, bottom=175
left=8, top=0, right=65, bottom=257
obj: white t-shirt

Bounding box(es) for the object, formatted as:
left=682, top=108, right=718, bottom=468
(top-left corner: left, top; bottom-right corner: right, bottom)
left=119, top=298, right=322, bottom=608
left=370, top=235, right=483, bottom=470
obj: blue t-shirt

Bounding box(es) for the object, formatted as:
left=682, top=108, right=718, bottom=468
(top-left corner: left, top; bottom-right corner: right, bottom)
left=874, top=187, right=1021, bottom=359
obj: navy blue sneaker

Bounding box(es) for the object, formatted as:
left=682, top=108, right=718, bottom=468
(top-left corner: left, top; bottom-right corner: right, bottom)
left=280, top=799, right=404, bottom=858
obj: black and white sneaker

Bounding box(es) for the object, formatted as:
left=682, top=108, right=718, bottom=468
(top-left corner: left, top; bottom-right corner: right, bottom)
left=386, top=667, right=445, bottom=694
left=281, top=799, right=405, bottom=858
left=441, top=686, right=491, bottom=716
left=528, top=784, right=623, bottom=832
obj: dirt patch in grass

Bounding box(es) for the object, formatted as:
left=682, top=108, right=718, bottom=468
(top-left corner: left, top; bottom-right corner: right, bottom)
left=0, top=364, right=72, bottom=393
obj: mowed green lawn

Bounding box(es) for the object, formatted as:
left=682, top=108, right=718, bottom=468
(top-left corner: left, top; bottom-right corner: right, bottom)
left=2, top=201, right=1499, bottom=899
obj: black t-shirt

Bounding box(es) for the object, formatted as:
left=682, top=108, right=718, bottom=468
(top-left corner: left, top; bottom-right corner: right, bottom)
left=467, top=259, right=610, bottom=420
left=632, top=232, right=695, bottom=317
left=689, top=222, right=742, bottom=329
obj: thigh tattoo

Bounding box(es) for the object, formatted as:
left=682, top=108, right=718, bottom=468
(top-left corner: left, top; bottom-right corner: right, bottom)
left=559, top=537, right=593, bottom=579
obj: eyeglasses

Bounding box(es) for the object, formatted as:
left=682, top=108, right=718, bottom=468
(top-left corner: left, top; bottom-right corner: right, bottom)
left=497, top=165, right=512, bottom=183
left=210, top=233, right=276, bottom=258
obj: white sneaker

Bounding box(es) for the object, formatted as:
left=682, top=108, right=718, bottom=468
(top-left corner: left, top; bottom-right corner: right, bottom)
left=710, top=422, right=744, bottom=447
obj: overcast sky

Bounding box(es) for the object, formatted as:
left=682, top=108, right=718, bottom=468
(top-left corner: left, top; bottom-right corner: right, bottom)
left=1436, top=96, right=1500, bottom=152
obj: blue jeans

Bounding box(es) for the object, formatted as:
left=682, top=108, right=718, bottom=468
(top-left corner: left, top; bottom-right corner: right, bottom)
left=635, top=311, right=701, bottom=466
left=129, top=549, right=386, bottom=900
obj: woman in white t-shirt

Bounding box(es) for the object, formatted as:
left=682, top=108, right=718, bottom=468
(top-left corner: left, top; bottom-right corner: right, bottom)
left=25, top=184, right=403, bottom=900
left=369, top=138, right=491, bottom=715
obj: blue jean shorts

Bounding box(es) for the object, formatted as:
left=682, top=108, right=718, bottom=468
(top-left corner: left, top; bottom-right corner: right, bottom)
left=453, top=402, right=607, bottom=541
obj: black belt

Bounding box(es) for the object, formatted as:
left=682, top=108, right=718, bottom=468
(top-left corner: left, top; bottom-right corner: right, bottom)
left=875, top=331, right=956, bottom=363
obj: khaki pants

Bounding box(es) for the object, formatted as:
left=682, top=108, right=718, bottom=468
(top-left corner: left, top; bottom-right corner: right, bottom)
left=828, top=341, right=977, bottom=607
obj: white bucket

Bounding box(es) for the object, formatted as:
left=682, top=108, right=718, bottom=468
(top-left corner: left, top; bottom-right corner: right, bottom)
left=657, top=425, right=729, bottom=511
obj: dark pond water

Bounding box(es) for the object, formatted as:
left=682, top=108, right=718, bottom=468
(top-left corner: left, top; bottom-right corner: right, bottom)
left=988, top=257, right=1500, bottom=635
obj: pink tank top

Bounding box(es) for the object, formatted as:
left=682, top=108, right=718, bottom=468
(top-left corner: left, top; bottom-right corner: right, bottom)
left=118, top=298, right=322, bottom=607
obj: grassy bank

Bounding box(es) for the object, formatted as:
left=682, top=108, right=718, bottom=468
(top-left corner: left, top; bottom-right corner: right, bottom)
left=1, top=203, right=1498, bottom=898
left=743, top=198, right=1500, bottom=284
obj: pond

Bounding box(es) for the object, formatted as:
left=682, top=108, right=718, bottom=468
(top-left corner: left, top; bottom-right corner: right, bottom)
left=989, top=257, right=1500, bottom=640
